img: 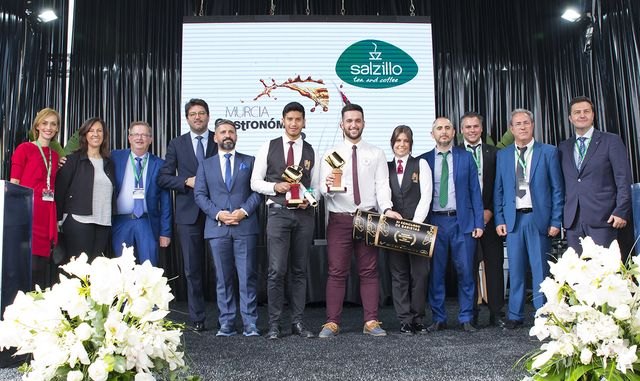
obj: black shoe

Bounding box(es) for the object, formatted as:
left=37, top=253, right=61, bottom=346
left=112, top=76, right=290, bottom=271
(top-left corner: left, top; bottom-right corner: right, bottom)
left=413, top=323, right=428, bottom=335
left=488, top=313, right=498, bottom=327
left=426, top=321, right=447, bottom=332
left=193, top=321, right=205, bottom=332
left=291, top=322, right=315, bottom=338
left=501, top=319, right=524, bottom=330
left=266, top=324, right=280, bottom=340
left=462, top=322, right=478, bottom=333
left=399, top=323, right=415, bottom=335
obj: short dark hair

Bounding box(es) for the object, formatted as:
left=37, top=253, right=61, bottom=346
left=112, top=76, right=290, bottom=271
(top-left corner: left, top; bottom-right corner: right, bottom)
left=282, top=102, right=305, bottom=118
left=569, top=96, right=594, bottom=112
left=460, top=112, right=484, bottom=128
left=214, top=118, right=236, bottom=130
left=77, top=117, right=110, bottom=158
left=184, top=98, right=210, bottom=118
left=390, top=125, right=413, bottom=151
left=341, top=103, right=364, bottom=119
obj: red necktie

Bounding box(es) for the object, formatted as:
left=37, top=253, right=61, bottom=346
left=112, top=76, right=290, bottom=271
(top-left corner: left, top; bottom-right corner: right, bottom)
left=287, top=141, right=295, bottom=166
left=352, top=145, right=361, bottom=205
left=397, top=159, right=404, bottom=174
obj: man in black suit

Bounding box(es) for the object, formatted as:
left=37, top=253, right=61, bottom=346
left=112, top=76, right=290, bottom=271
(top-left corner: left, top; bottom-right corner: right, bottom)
left=460, top=112, right=504, bottom=326
left=158, top=98, right=217, bottom=331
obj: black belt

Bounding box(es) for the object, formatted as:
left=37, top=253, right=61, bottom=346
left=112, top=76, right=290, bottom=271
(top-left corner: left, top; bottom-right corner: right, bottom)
left=330, top=211, right=356, bottom=217
left=432, top=210, right=456, bottom=216
left=517, top=208, right=533, bottom=214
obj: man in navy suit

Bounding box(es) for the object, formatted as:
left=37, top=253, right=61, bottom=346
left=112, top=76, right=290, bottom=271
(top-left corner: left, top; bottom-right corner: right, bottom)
left=460, top=112, right=504, bottom=327
left=494, top=108, right=564, bottom=329
left=194, top=119, right=262, bottom=337
left=111, top=121, right=172, bottom=265
left=559, top=96, right=632, bottom=252
left=419, top=117, right=484, bottom=333
left=158, top=98, right=217, bottom=332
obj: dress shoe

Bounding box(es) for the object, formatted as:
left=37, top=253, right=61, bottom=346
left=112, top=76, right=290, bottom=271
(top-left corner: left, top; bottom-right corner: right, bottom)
left=292, top=322, right=315, bottom=338
left=193, top=321, right=205, bottom=332
left=501, top=319, right=524, bottom=330
left=265, top=324, right=280, bottom=340
left=216, top=324, right=237, bottom=337
left=462, top=322, right=478, bottom=333
left=426, top=321, right=447, bottom=332
left=413, top=323, right=428, bottom=335
left=399, top=323, right=415, bottom=335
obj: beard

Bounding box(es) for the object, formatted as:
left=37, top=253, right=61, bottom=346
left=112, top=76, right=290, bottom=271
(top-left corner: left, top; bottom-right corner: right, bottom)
left=221, top=138, right=236, bottom=151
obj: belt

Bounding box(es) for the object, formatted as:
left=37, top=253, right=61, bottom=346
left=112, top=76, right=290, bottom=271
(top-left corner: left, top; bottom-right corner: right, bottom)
left=268, top=203, right=285, bottom=209
left=330, top=211, right=356, bottom=217
left=517, top=208, right=533, bottom=214
left=432, top=210, right=457, bottom=216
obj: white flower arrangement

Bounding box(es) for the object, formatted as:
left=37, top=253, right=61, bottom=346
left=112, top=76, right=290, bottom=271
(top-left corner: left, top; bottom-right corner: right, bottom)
left=0, top=247, right=200, bottom=381
left=523, top=237, right=640, bottom=380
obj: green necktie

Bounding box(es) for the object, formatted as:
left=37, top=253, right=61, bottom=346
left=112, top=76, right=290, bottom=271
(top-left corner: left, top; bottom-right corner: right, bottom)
left=439, top=151, right=449, bottom=208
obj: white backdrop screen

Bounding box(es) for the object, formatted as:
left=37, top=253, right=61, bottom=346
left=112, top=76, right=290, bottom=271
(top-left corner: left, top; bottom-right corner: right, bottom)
left=182, top=18, right=436, bottom=158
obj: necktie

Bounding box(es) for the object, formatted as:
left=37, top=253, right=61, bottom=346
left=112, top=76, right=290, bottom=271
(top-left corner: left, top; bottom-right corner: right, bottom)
left=196, top=136, right=205, bottom=163
left=439, top=152, right=449, bottom=208
left=397, top=159, right=404, bottom=174
left=468, top=144, right=480, bottom=169
left=352, top=145, right=361, bottom=206
left=224, top=153, right=232, bottom=191
left=287, top=141, right=295, bottom=166
left=576, top=137, right=587, bottom=170
left=133, top=157, right=144, bottom=218
left=516, top=146, right=527, bottom=198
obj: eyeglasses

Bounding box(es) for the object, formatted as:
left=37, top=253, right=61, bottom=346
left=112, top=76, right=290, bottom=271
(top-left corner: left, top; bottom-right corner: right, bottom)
left=129, top=133, right=151, bottom=138
left=188, top=111, right=207, bottom=118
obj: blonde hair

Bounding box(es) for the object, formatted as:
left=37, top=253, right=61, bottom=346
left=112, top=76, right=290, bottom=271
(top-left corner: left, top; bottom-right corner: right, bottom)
left=30, top=108, right=61, bottom=140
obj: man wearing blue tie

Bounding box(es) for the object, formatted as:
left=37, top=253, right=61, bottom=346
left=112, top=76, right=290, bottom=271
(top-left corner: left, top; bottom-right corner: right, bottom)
left=158, top=98, right=217, bottom=332
left=194, top=119, right=262, bottom=337
left=558, top=96, right=631, bottom=252
left=111, top=121, right=172, bottom=266
left=494, top=109, right=564, bottom=329
left=419, top=117, right=484, bottom=333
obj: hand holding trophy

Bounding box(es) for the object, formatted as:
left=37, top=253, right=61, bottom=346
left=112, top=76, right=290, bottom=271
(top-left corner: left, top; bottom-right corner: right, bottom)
left=282, top=165, right=318, bottom=208
left=325, top=151, right=347, bottom=193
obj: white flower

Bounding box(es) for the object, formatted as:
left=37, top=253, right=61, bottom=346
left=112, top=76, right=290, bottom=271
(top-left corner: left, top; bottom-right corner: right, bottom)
left=616, top=344, right=638, bottom=373
left=75, top=322, right=93, bottom=341
left=135, top=372, right=156, bottom=381
left=580, top=348, right=592, bottom=364
left=614, top=304, right=632, bottom=321
left=88, top=358, right=109, bottom=381
left=67, top=370, right=84, bottom=381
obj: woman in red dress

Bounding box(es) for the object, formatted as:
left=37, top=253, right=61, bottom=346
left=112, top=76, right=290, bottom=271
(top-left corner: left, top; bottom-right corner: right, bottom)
left=10, top=108, right=61, bottom=289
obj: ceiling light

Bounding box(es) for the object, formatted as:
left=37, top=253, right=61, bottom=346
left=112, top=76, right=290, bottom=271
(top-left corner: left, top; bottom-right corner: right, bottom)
left=561, top=8, right=581, bottom=22
left=38, top=10, right=58, bottom=22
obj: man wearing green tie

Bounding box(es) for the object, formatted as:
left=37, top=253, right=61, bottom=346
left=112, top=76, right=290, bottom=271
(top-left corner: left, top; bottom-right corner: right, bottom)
left=418, top=117, right=484, bottom=333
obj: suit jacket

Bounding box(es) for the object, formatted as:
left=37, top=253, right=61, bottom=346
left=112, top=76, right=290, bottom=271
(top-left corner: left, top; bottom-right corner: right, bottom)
left=157, top=131, right=217, bottom=224
left=194, top=152, right=262, bottom=239
left=419, top=146, right=484, bottom=233
left=494, top=142, right=564, bottom=234
left=111, top=149, right=172, bottom=239
left=558, top=129, right=632, bottom=228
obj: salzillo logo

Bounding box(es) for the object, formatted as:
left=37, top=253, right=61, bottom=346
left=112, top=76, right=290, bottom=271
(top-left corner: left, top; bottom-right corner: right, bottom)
left=335, top=40, right=418, bottom=89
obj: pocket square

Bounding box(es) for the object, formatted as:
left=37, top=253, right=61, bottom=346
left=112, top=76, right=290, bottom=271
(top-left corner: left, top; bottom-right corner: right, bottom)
left=239, top=162, right=248, bottom=171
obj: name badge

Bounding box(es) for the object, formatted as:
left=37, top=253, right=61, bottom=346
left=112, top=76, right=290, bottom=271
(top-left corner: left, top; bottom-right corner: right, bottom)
left=133, top=188, right=145, bottom=199
left=42, top=189, right=54, bottom=202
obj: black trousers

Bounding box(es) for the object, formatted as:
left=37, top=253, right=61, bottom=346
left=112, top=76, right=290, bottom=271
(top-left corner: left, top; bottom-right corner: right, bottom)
left=176, top=212, right=208, bottom=323
left=388, top=250, right=430, bottom=325
left=474, top=219, right=505, bottom=317
left=265, top=206, right=315, bottom=326
left=62, top=215, right=111, bottom=262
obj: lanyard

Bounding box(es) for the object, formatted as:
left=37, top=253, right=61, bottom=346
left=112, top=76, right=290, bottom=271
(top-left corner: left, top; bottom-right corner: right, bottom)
left=35, top=140, right=52, bottom=190
left=514, top=145, right=533, bottom=173
left=575, top=137, right=590, bottom=161
left=129, top=153, right=148, bottom=186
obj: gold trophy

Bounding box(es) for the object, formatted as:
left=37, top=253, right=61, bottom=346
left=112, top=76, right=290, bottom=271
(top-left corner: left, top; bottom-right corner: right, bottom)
left=282, top=165, right=305, bottom=207
left=325, top=151, right=347, bottom=192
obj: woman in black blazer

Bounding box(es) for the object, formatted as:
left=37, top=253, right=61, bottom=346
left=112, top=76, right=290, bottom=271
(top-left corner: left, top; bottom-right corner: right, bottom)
left=55, top=117, right=116, bottom=261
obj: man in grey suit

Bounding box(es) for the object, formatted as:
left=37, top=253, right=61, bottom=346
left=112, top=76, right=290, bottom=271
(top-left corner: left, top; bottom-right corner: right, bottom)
left=194, top=119, right=262, bottom=337
left=559, top=96, right=632, bottom=252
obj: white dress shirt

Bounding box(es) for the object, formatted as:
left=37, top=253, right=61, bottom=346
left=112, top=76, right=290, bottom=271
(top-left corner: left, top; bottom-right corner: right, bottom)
left=515, top=139, right=535, bottom=209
